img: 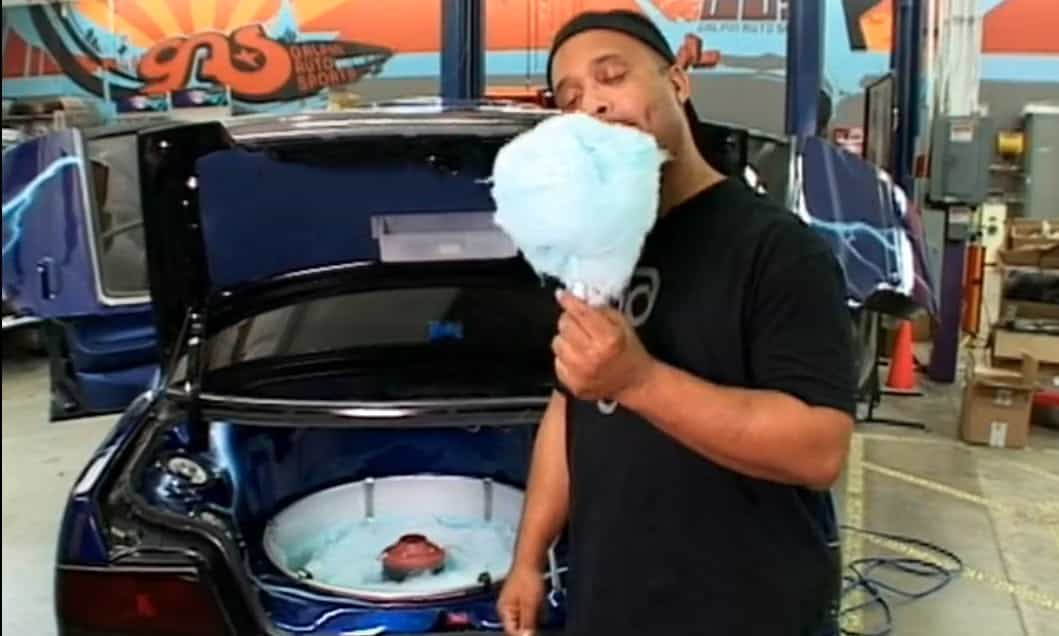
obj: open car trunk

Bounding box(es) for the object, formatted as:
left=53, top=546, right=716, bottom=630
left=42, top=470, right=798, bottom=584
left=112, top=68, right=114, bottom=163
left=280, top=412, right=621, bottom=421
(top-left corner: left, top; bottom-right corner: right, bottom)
left=123, top=109, right=565, bottom=634
left=182, top=273, right=560, bottom=633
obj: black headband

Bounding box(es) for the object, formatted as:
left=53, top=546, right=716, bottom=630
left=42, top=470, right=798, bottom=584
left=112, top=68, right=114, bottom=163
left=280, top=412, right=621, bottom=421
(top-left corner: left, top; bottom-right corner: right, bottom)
left=545, top=10, right=701, bottom=124
left=546, top=10, right=676, bottom=92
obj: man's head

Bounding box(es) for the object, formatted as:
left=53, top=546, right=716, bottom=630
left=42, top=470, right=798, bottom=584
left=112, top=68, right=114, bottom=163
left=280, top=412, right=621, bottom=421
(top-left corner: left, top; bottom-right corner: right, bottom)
left=546, top=11, right=697, bottom=162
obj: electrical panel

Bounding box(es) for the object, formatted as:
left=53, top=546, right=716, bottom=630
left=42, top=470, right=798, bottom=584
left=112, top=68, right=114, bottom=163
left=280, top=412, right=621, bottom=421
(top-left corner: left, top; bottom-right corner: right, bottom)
left=928, top=115, right=994, bottom=207
left=1023, top=105, right=1059, bottom=220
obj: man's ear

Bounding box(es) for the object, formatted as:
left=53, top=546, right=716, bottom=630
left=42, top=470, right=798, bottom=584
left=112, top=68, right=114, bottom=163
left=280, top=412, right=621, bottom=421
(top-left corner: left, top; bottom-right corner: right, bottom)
left=666, top=65, right=692, bottom=106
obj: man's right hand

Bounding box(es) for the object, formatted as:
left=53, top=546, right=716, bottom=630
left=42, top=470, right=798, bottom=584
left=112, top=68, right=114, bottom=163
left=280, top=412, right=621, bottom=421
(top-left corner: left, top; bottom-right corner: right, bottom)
left=499, top=391, right=568, bottom=635
left=497, top=564, right=545, bottom=635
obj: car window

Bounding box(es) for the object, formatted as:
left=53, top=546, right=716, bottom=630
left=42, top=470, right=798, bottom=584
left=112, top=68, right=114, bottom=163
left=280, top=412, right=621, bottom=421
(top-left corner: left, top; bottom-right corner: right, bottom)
left=199, top=283, right=559, bottom=400
left=86, top=135, right=149, bottom=298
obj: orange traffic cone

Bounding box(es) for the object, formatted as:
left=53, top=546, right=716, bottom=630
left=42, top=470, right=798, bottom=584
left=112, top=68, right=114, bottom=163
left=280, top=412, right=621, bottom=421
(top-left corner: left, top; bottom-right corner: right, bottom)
left=884, top=320, right=922, bottom=395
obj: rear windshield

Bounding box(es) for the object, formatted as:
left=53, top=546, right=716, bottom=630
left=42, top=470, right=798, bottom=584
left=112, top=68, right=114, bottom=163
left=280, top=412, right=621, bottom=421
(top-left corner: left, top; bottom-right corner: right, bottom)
left=201, top=282, right=558, bottom=401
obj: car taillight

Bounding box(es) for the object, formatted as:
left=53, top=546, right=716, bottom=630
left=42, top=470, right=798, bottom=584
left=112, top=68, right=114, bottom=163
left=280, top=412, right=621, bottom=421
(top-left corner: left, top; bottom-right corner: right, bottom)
left=57, top=567, right=229, bottom=636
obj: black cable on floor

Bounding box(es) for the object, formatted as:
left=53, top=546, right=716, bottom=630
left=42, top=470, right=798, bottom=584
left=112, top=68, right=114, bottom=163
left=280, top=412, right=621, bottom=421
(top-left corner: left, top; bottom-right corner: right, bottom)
left=838, top=525, right=964, bottom=636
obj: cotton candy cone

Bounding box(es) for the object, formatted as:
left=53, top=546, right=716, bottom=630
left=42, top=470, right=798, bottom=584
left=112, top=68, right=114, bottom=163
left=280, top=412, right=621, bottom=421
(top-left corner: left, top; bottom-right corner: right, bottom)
left=884, top=320, right=921, bottom=395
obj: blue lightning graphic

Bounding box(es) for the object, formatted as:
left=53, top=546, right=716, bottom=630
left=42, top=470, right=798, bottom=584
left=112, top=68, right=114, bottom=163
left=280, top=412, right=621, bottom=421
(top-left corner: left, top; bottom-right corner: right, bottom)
left=2, top=156, right=81, bottom=255
left=809, top=218, right=903, bottom=284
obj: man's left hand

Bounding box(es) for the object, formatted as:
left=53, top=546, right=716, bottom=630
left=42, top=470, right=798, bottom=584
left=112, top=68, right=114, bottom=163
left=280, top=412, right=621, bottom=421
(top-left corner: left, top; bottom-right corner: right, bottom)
left=552, top=291, right=657, bottom=402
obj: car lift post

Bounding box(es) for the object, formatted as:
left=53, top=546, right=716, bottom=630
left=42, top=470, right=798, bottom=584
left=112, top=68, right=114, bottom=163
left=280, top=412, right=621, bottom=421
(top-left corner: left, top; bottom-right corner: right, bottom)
left=441, top=0, right=486, bottom=102
left=891, top=0, right=925, bottom=196
left=864, top=0, right=929, bottom=428
left=784, top=0, right=825, bottom=141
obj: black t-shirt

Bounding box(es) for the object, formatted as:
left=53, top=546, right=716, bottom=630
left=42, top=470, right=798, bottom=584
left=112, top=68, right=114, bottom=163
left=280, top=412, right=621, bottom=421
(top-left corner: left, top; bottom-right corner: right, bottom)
left=563, top=178, right=855, bottom=636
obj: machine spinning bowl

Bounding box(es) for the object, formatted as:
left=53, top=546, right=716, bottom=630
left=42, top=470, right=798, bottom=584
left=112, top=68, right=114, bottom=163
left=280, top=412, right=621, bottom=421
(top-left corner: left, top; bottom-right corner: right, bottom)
left=263, top=475, right=524, bottom=603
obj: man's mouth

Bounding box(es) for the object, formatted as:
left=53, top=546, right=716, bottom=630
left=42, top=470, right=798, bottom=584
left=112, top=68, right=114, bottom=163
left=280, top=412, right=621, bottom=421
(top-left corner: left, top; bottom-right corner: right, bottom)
left=611, top=119, right=644, bottom=132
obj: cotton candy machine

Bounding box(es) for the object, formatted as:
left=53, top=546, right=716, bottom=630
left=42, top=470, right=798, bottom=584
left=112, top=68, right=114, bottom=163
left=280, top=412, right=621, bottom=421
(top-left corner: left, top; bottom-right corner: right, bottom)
left=263, top=475, right=524, bottom=603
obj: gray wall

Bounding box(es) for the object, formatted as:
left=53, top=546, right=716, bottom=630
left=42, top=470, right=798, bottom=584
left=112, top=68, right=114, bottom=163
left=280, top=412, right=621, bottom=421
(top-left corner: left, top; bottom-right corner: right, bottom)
left=356, top=75, right=1058, bottom=140
left=355, top=74, right=790, bottom=132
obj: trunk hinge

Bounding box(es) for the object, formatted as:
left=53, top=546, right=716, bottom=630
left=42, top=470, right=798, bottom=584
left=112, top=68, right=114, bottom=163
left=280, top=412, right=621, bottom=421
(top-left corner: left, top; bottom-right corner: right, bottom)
left=157, top=309, right=209, bottom=447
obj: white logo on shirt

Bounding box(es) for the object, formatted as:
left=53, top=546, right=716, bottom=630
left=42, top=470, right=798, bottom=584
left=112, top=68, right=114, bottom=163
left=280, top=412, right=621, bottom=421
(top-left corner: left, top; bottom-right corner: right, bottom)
left=598, top=267, right=661, bottom=415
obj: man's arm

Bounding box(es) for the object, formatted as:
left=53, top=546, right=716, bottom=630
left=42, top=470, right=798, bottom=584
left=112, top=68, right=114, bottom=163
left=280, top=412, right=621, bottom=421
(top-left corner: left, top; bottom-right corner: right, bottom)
left=552, top=238, right=855, bottom=491
left=619, top=365, right=852, bottom=490
left=511, top=391, right=570, bottom=571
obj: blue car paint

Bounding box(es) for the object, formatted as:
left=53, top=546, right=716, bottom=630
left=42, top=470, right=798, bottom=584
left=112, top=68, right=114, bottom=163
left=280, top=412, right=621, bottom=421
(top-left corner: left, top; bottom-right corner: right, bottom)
left=2, top=131, right=102, bottom=316
left=57, top=390, right=158, bottom=565
left=195, top=146, right=499, bottom=288
left=1, top=156, right=81, bottom=255
left=70, top=365, right=159, bottom=413
left=1, top=129, right=160, bottom=417
left=800, top=137, right=938, bottom=315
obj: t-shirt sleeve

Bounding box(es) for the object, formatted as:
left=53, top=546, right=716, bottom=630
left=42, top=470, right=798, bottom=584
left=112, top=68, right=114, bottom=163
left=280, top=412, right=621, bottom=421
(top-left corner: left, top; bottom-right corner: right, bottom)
left=747, top=223, right=857, bottom=416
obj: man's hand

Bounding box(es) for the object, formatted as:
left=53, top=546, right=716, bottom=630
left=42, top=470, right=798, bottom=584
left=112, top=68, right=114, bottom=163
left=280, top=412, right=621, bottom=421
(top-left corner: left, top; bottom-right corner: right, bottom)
left=497, top=564, right=545, bottom=635
left=552, top=291, right=656, bottom=402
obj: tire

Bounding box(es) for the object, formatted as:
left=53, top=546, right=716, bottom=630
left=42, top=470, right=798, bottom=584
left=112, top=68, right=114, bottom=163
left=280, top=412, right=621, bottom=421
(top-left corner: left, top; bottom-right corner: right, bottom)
left=2, top=324, right=46, bottom=356
left=42, top=320, right=85, bottom=419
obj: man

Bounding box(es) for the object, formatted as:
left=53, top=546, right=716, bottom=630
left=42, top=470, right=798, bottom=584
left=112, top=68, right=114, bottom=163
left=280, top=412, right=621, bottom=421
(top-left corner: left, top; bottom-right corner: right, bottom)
left=497, top=10, right=855, bottom=636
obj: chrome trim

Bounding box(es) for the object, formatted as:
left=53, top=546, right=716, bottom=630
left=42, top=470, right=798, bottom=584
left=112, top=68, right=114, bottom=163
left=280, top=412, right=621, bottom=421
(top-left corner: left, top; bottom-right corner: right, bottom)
left=1, top=314, right=41, bottom=331
left=166, top=389, right=548, bottom=427
left=231, top=123, right=535, bottom=143
left=186, top=392, right=547, bottom=411
left=785, top=134, right=801, bottom=213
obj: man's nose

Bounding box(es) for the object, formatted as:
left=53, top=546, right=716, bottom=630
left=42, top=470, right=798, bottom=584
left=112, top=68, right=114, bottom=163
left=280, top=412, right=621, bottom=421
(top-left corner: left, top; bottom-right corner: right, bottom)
left=580, top=94, right=611, bottom=118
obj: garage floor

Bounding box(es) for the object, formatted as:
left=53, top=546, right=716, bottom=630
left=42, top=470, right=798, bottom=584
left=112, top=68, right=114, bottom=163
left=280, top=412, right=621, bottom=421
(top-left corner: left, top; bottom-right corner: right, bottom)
left=3, top=348, right=1058, bottom=636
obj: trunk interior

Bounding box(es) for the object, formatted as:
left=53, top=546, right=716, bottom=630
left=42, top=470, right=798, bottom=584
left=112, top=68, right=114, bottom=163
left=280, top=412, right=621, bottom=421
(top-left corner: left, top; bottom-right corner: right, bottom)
left=134, top=414, right=564, bottom=634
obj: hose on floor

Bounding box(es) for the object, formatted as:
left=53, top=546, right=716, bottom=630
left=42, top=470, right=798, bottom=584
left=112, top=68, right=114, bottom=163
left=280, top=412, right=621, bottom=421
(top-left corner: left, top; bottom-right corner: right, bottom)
left=839, top=525, right=964, bottom=636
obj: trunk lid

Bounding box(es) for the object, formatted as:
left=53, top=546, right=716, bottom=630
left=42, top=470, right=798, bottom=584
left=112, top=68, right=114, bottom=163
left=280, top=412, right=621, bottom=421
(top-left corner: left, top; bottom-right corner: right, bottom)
left=138, top=104, right=552, bottom=367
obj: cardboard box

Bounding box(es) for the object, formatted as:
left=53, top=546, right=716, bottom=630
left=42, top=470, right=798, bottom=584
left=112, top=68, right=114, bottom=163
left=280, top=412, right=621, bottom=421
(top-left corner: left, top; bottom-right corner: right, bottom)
left=992, top=326, right=1059, bottom=365
left=1009, top=219, right=1058, bottom=249
left=997, top=244, right=1059, bottom=269
left=959, top=356, right=1038, bottom=448
left=993, top=358, right=1059, bottom=392
left=999, top=299, right=1059, bottom=323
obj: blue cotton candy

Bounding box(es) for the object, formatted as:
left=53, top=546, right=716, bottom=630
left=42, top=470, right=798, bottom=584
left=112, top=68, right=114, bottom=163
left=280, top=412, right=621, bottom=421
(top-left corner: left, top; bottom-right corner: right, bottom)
left=491, top=113, right=668, bottom=305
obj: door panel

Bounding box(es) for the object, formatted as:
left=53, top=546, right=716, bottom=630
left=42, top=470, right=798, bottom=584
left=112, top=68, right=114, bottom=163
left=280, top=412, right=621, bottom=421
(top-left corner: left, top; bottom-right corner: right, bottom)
left=3, top=128, right=159, bottom=419
left=3, top=129, right=101, bottom=318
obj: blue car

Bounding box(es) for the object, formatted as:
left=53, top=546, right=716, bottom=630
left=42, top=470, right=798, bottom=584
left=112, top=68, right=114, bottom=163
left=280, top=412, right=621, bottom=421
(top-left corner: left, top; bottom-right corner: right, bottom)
left=4, top=101, right=935, bottom=635
left=3, top=119, right=165, bottom=419
left=48, top=104, right=573, bottom=636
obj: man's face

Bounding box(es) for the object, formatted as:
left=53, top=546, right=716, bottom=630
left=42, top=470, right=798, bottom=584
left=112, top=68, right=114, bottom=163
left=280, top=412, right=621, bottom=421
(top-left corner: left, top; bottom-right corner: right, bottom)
left=550, top=29, right=692, bottom=156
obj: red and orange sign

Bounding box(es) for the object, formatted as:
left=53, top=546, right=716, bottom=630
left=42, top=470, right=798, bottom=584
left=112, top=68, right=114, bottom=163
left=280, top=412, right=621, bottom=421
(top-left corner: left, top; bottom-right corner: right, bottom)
left=136, top=25, right=389, bottom=101
left=2, top=0, right=1057, bottom=104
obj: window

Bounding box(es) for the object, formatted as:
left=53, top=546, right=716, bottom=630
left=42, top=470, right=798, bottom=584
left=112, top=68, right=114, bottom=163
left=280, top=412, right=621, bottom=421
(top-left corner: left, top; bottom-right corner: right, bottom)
left=202, top=282, right=559, bottom=401
left=87, top=135, right=149, bottom=299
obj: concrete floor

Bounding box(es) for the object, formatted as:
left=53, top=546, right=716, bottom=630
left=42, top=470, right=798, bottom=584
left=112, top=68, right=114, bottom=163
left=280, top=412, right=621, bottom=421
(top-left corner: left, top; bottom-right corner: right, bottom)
left=3, top=346, right=1058, bottom=635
